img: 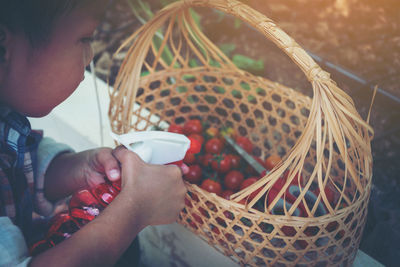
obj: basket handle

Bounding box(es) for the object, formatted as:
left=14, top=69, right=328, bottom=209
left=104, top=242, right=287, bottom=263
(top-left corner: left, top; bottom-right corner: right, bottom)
left=177, top=0, right=373, bottom=212
left=182, top=0, right=330, bottom=83
left=111, top=0, right=373, bottom=215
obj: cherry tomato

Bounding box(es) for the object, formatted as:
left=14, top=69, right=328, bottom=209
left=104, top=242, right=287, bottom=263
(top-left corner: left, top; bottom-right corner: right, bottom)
left=201, top=179, right=222, bottom=195
left=192, top=213, right=204, bottom=224
left=205, top=138, right=224, bottom=154
left=265, top=154, right=282, bottom=170
left=211, top=226, right=221, bottom=235
left=240, top=177, right=262, bottom=201
left=235, top=136, right=253, bottom=154
left=183, top=119, right=202, bottom=135
left=184, top=198, right=193, bottom=208
left=224, top=170, right=244, bottom=191
left=183, top=152, right=196, bottom=165
left=221, top=190, right=234, bottom=200
left=188, top=133, right=204, bottom=146
left=168, top=124, right=184, bottom=134
left=184, top=165, right=202, bottom=184
left=187, top=137, right=202, bottom=154
left=259, top=170, right=267, bottom=178
left=211, top=154, right=231, bottom=173
left=227, top=154, right=241, bottom=169
left=200, top=153, right=214, bottom=168
left=168, top=124, right=183, bottom=134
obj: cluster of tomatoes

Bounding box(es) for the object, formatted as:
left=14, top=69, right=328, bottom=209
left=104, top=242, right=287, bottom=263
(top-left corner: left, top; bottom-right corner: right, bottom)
left=168, top=119, right=282, bottom=205
left=30, top=180, right=123, bottom=256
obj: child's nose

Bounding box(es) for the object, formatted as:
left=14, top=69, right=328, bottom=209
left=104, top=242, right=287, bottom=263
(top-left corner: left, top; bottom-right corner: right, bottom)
left=83, top=44, right=94, bottom=67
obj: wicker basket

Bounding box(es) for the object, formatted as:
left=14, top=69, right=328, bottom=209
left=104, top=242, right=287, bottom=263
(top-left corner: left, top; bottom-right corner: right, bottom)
left=108, top=0, right=374, bottom=266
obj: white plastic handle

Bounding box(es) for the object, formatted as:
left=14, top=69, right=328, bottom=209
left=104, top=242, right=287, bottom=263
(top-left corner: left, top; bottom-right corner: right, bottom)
left=110, top=131, right=190, bottom=164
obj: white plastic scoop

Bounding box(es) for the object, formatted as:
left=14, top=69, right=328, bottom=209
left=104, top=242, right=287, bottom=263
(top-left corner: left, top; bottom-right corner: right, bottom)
left=110, top=131, right=190, bottom=164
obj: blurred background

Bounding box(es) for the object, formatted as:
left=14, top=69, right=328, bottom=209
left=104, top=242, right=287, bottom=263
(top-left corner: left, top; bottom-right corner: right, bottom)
left=89, top=0, right=400, bottom=265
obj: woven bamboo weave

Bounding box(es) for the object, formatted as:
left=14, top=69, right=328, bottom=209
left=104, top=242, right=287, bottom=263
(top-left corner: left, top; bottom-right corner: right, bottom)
left=108, top=0, right=374, bottom=266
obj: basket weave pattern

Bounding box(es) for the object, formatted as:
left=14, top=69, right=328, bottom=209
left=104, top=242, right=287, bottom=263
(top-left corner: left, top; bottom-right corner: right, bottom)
left=108, top=0, right=373, bottom=266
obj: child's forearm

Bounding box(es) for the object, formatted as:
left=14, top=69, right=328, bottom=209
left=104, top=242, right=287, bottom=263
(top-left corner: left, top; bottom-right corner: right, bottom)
left=43, top=151, right=88, bottom=201
left=29, top=190, right=144, bottom=267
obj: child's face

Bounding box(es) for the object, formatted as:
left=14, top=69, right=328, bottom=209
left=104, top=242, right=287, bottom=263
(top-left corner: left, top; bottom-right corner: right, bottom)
left=0, top=7, right=99, bottom=117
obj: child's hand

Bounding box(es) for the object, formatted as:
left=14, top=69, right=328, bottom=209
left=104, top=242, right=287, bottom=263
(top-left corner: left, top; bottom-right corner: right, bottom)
left=80, top=148, right=121, bottom=188
left=44, top=148, right=121, bottom=201
left=112, top=147, right=187, bottom=226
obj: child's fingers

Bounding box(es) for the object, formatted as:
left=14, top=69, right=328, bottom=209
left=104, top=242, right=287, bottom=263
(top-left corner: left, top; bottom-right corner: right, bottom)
left=179, top=163, right=189, bottom=175
left=111, top=146, right=143, bottom=179
left=166, top=161, right=189, bottom=175
left=97, top=148, right=121, bottom=182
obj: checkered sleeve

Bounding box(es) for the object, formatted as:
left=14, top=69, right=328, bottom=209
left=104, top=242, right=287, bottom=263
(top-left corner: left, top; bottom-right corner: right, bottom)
left=0, top=217, right=32, bottom=266
left=35, top=137, right=74, bottom=216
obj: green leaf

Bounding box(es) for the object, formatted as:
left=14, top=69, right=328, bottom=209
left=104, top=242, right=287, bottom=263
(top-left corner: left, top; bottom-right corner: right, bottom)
left=176, top=86, right=188, bottom=93
left=231, top=89, right=242, bottom=99
left=213, top=86, right=225, bottom=94
left=240, top=82, right=251, bottom=91
left=209, top=59, right=221, bottom=67
left=232, top=54, right=264, bottom=73
left=140, top=71, right=150, bottom=77
left=187, top=95, right=195, bottom=103
left=234, top=18, right=242, bottom=29
left=218, top=43, right=236, bottom=57
left=138, top=0, right=153, bottom=20
left=189, top=58, right=199, bottom=67
left=189, top=8, right=202, bottom=29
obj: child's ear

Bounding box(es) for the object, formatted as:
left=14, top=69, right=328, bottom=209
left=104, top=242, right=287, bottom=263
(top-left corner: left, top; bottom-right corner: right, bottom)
left=0, top=25, right=11, bottom=83
left=0, top=24, right=16, bottom=64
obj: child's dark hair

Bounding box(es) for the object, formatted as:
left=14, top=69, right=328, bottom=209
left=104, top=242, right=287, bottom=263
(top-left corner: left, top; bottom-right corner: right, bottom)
left=0, top=0, right=111, bottom=45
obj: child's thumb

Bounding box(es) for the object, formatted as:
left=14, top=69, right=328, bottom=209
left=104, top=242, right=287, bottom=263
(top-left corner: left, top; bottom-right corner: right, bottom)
left=98, top=149, right=121, bottom=182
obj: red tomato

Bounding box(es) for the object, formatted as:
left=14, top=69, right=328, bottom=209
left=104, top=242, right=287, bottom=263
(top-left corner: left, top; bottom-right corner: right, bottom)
left=201, top=179, right=222, bottom=195
left=235, top=136, right=253, bottom=154
left=205, top=138, right=224, bottom=154
left=183, top=119, right=202, bottom=135
left=224, top=170, right=244, bottom=191
left=270, top=175, right=286, bottom=193
left=168, top=124, right=183, bottom=134
left=192, top=213, right=204, bottom=224
left=265, top=154, right=282, bottom=171
left=211, top=226, right=221, bottom=235
left=259, top=170, right=267, bottom=178
left=184, top=198, right=193, bottom=208
left=200, top=153, right=214, bottom=168
left=211, top=154, right=231, bottom=173
left=183, top=153, right=196, bottom=165
left=198, top=206, right=209, bottom=218
left=187, top=137, right=202, bottom=154
left=228, top=154, right=241, bottom=169
left=184, top=165, right=202, bottom=184
left=240, top=177, right=262, bottom=201
left=188, top=133, right=204, bottom=146
left=221, top=190, right=234, bottom=200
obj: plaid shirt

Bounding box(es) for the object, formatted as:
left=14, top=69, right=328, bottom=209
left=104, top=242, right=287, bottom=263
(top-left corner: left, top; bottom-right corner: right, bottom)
left=0, top=107, right=73, bottom=266
left=0, top=107, right=42, bottom=240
